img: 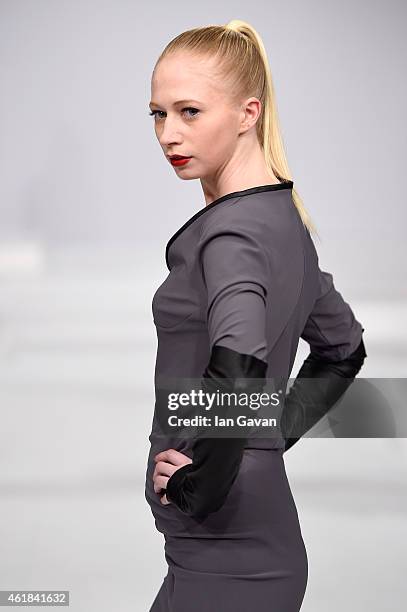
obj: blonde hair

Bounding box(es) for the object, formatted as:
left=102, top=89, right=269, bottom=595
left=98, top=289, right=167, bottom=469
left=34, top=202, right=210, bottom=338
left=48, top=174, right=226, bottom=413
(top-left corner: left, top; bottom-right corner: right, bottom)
left=156, top=19, right=318, bottom=237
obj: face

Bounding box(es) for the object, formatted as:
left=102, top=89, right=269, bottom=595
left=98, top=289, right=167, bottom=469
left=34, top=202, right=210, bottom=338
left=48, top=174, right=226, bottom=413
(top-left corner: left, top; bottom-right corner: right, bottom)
left=149, top=52, right=247, bottom=181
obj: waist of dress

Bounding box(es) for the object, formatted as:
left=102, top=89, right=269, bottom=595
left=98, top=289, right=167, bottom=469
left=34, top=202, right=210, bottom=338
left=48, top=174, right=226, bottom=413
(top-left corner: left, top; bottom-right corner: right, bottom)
left=148, top=432, right=285, bottom=451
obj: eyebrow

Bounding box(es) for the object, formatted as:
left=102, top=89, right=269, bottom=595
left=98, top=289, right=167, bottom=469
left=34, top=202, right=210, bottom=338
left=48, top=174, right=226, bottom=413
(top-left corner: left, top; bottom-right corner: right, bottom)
left=149, top=99, right=203, bottom=108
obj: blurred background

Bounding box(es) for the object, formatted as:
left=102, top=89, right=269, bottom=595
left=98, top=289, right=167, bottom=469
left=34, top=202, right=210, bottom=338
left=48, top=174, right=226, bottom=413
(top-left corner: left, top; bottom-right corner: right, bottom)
left=0, top=1, right=406, bottom=610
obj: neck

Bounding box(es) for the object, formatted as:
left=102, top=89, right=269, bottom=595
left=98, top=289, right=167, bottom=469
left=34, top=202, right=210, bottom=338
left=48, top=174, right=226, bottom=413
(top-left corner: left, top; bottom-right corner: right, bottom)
left=200, top=141, right=281, bottom=206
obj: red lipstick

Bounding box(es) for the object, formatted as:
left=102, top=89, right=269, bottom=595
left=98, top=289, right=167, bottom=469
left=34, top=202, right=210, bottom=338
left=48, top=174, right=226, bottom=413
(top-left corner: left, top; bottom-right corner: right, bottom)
left=169, top=156, right=192, bottom=167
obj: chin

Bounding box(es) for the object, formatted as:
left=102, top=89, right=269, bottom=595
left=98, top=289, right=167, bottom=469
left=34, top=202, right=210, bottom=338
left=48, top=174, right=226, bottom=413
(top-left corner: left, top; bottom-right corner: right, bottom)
left=177, top=172, right=200, bottom=181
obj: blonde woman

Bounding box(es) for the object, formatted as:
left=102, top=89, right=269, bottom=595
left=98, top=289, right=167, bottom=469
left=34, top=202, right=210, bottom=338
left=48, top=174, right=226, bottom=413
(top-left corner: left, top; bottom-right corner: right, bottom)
left=144, top=20, right=366, bottom=612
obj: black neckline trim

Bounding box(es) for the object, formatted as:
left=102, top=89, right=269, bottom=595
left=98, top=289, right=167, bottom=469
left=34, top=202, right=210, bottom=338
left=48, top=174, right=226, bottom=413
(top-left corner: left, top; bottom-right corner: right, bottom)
left=165, top=180, right=294, bottom=270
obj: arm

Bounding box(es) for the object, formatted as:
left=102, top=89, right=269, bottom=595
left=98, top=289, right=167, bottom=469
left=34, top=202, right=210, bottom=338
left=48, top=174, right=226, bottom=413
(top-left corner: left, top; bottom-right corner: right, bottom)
left=165, top=217, right=269, bottom=519
left=166, top=345, right=268, bottom=517
left=282, top=333, right=367, bottom=451
left=282, top=269, right=367, bottom=451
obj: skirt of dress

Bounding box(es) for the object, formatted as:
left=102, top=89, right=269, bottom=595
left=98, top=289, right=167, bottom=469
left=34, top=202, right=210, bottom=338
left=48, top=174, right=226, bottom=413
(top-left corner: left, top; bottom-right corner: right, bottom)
left=145, top=447, right=308, bottom=612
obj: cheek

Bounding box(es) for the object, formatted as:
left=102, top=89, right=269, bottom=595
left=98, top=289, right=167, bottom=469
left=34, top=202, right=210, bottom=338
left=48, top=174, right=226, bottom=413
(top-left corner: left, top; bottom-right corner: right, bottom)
left=199, top=117, right=236, bottom=160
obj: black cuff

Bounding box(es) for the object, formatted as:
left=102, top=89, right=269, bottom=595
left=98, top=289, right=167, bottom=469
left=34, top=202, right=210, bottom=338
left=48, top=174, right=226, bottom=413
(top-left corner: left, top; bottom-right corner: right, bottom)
left=165, top=463, right=194, bottom=508
left=283, top=334, right=367, bottom=452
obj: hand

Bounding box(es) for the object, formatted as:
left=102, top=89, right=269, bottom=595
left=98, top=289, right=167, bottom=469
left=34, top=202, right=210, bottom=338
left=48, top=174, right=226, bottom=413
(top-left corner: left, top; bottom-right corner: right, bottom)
left=153, top=448, right=193, bottom=506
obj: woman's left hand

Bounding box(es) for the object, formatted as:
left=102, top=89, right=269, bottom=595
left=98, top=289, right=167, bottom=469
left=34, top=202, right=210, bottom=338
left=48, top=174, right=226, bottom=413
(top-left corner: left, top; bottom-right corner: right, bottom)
left=153, top=448, right=193, bottom=505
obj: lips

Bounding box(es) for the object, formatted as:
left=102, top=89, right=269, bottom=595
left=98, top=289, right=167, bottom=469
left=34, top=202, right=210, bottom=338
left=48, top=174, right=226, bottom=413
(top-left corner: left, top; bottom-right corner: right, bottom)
left=169, top=156, right=192, bottom=167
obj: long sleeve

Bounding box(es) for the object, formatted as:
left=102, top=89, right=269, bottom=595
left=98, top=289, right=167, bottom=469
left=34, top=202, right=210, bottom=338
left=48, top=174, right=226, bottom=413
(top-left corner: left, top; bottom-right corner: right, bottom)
left=282, top=333, right=367, bottom=451
left=165, top=216, right=269, bottom=518
left=282, top=269, right=367, bottom=451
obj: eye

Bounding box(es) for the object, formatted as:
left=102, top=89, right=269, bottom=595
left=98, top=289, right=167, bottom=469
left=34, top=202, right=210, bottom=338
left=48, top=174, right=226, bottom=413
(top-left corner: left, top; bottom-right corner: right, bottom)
left=148, top=107, right=200, bottom=120
left=149, top=110, right=166, bottom=119
left=182, top=107, right=200, bottom=118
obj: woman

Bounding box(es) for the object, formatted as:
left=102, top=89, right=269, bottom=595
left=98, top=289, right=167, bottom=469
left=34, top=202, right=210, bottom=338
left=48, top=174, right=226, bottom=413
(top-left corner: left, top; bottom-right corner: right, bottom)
left=144, top=20, right=366, bottom=612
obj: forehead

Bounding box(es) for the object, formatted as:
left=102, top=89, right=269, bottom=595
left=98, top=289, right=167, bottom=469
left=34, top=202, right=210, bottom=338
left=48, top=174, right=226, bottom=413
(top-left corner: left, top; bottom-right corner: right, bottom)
left=151, top=53, right=225, bottom=103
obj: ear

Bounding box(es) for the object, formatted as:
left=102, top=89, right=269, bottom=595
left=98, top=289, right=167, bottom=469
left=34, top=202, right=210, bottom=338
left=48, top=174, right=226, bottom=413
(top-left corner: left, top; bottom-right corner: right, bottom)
left=239, top=97, right=262, bottom=133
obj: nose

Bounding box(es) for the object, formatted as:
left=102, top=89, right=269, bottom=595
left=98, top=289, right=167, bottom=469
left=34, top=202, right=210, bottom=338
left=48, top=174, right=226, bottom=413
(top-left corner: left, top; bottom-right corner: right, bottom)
left=156, top=116, right=183, bottom=148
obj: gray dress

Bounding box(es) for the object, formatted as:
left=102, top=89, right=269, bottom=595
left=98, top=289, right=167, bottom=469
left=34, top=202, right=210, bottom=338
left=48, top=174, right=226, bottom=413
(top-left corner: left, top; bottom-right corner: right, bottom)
left=144, top=181, right=364, bottom=611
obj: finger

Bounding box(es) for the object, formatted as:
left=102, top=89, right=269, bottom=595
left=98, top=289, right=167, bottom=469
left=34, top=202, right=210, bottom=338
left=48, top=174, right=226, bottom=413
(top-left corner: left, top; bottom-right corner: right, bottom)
left=154, top=449, right=174, bottom=462
left=153, top=474, right=169, bottom=494
left=155, top=448, right=192, bottom=465
left=160, top=493, right=170, bottom=505
left=153, top=461, right=176, bottom=478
